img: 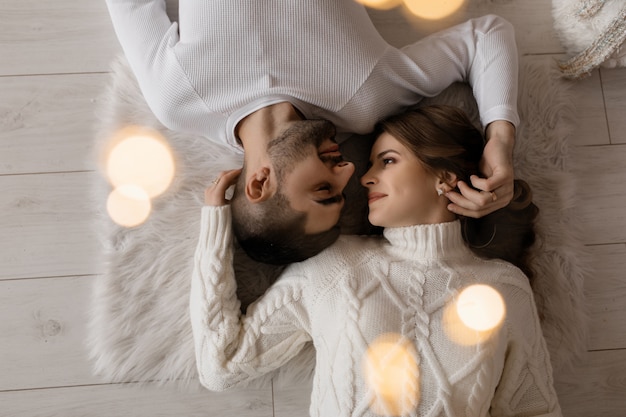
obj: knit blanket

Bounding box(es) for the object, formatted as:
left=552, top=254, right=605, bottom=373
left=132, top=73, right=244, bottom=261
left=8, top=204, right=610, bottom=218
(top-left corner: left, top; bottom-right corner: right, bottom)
left=87, top=55, right=588, bottom=389
left=552, top=0, right=626, bottom=78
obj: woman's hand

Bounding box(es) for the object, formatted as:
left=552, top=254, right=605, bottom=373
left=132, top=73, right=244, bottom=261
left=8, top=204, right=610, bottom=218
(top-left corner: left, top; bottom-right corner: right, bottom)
left=445, top=120, right=515, bottom=218
left=204, top=169, right=242, bottom=206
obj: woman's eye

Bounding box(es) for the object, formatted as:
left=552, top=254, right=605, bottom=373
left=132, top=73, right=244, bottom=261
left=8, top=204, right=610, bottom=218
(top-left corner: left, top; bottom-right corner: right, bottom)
left=382, top=158, right=394, bottom=165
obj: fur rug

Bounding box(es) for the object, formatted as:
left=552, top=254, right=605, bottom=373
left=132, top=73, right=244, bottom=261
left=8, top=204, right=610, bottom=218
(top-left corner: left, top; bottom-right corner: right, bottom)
left=87, top=54, right=588, bottom=389
left=552, top=0, right=626, bottom=78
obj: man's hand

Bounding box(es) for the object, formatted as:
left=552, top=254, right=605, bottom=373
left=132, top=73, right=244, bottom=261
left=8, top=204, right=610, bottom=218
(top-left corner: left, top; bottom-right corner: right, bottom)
left=445, top=120, right=516, bottom=218
left=204, top=169, right=242, bottom=206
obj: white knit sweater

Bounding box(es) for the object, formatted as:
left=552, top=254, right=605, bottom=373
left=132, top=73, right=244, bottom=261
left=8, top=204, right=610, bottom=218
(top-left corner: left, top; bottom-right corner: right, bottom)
left=106, top=0, right=519, bottom=153
left=190, top=206, right=562, bottom=417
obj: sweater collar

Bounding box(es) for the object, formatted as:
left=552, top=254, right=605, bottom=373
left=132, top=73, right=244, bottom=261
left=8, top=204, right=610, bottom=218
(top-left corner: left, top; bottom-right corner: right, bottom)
left=383, top=220, right=469, bottom=260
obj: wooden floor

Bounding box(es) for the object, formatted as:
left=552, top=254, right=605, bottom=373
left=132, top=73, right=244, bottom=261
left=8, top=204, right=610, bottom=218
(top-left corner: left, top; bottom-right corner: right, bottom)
left=1, top=1, right=625, bottom=415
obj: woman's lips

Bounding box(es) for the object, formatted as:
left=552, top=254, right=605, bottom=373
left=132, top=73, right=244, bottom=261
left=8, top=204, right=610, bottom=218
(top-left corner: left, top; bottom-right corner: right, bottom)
left=367, top=192, right=386, bottom=204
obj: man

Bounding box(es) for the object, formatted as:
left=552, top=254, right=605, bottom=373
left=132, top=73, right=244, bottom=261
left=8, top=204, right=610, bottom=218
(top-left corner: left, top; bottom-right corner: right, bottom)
left=105, top=0, right=519, bottom=263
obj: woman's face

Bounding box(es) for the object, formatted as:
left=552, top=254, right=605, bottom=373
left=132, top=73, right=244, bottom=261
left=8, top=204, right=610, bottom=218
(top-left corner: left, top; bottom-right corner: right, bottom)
left=361, top=132, right=449, bottom=228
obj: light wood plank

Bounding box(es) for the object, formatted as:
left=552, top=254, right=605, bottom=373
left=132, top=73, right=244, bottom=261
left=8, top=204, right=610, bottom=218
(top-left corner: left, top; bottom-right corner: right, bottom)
left=555, top=349, right=626, bottom=417
left=0, top=276, right=102, bottom=390
left=273, top=380, right=312, bottom=417
left=0, top=382, right=273, bottom=417
left=0, top=73, right=109, bottom=175
left=0, top=172, right=102, bottom=279
left=567, top=70, right=610, bottom=146
left=585, top=244, right=626, bottom=351
left=0, top=0, right=120, bottom=76
left=601, top=67, right=626, bottom=145
left=573, top=144, right=626, bottom=245
left=368, top=0, right=563, bottom=55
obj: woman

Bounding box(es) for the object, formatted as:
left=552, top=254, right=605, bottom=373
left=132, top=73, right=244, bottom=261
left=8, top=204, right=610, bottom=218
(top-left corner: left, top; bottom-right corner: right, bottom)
left=190, top=105, right=562, bottom=417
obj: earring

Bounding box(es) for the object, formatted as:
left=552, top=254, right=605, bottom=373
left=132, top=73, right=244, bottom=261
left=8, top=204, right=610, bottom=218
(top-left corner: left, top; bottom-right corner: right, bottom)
left=437, top=188, right=445, bottom=196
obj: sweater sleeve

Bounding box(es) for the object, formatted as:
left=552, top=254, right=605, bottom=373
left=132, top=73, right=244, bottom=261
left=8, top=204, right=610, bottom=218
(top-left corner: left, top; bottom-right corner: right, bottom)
left=400, top=14, right=519, bottom=129
left=490, top=277, right=563, bottom=417
left=104, top=0, right=212, bottom=135
left=189, top=206, right=312, bottom=391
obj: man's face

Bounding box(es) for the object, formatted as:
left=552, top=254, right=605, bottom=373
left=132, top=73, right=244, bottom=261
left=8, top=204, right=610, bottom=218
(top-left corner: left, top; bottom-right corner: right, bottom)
left=268, top=120, right=355, bottom=234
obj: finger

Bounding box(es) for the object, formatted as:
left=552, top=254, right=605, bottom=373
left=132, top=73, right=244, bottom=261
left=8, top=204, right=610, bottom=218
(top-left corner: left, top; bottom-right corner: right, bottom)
left=456, top=181, right=497, bottom=206
left=205, top=169, right=242, bottom=206
left=445, top=182, right=508, bottom=218
left=447, top=201, right=493, bottom=219
left=215, top=168, right=242, bottom=189
left=469, top=173, right=505, bottom=194
left=445, top=191, right=487, bottom=218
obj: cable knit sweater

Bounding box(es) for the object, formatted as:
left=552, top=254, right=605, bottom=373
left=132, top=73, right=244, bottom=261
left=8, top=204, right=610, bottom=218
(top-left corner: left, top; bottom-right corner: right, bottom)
left=190, top=206, right=562, bottom=417
left=105, top=0, right=519, bottom=153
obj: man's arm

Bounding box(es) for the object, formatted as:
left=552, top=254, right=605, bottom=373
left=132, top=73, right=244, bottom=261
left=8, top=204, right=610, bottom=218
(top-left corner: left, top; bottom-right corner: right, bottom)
left=105, top=0, right=176, bottom=106
left=105, top=0, right=209, bottom=133
left=401, top=15, right=519, bottom=215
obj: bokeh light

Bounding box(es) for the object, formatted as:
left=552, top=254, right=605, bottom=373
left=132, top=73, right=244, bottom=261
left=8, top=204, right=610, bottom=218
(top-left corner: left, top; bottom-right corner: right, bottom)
left=363, top=333, right=420, bottom=416
left=443, top=284, right=506, bottom=346
left=101, top=125, right=176, bottom=227
left=105, top=126, right=175, bottom=198
left=355, top=0, right=402, bottom=10
left=402, top=0, right=465, bottom=20
left=106, top=184, right=152, bottom=228
left=457, top=284, right=505, bottom=331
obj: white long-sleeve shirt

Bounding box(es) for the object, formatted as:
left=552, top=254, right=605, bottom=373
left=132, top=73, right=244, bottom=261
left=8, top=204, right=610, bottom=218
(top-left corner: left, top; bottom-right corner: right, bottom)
left=190, top=206, right=562, bottom=417
left=105, top=0, right=519, bottom=153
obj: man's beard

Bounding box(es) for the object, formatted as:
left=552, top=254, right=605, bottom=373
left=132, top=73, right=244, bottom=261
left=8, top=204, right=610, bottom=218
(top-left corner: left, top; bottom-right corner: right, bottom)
left=267, top=119, right=336, bottom=180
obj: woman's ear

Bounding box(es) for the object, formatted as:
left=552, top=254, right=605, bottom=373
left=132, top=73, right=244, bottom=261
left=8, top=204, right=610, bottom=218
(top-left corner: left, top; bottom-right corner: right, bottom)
left=437, top=171, right=459, bottom=191
left=245, top=167, right=276, bottom=203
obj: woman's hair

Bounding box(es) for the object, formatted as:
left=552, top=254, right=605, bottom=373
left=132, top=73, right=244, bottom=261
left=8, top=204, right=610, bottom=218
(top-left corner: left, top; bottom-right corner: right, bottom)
left=378, top=105, right=539, bottom=281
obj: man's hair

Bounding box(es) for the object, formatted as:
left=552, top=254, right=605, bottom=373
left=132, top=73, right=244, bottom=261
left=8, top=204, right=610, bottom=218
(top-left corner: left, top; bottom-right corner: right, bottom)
left=380, top=105, right=539, bottom=282
left=230, top=166, right=340, bottom=265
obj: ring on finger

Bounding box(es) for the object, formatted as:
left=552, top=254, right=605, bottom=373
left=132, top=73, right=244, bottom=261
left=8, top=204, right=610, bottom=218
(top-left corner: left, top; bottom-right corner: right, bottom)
left=212, top=177, right=220, bottom=185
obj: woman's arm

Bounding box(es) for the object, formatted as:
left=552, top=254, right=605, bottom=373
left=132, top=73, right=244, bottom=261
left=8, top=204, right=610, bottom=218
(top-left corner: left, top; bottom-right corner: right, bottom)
left=490, top=278, right=563, bottom=417
left=190, top=171, right=311, bottom=390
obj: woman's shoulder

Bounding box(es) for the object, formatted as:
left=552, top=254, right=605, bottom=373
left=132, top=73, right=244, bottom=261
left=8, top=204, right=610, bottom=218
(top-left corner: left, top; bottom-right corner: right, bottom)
left=467, top=255, right=533, bottom=295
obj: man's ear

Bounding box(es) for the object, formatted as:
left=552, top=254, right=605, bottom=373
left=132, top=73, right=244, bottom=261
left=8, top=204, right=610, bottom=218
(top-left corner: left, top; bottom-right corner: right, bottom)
left=245, top=167, right=276, bottom=203
left=437, top=171, right=459, bottom=191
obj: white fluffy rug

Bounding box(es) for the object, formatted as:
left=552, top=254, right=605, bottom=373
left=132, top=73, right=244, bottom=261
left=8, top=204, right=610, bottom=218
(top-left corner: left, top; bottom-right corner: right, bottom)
left=552, top=0, right=626, bottom=78
left=87, top=55, right=588, bottom=389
